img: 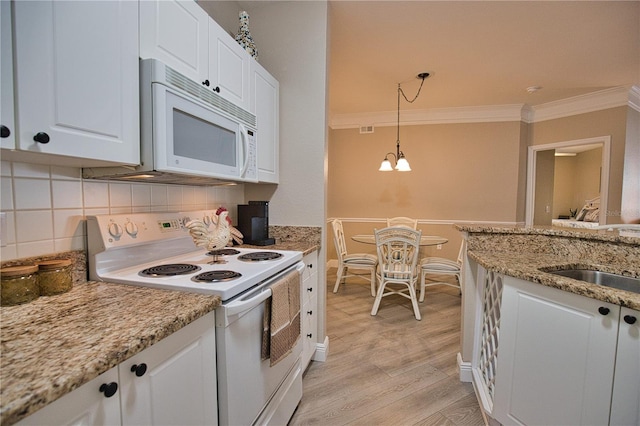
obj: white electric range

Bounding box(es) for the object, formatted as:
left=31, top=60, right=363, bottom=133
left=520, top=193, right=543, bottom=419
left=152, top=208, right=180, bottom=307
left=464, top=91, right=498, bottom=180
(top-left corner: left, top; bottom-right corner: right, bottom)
left=87, top=210, right=305, bottom=426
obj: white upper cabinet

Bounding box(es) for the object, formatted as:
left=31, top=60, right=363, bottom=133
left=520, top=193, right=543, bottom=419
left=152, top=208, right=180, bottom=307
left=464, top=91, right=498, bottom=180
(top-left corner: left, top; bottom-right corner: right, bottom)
left=10, top=0, right=139, bottom=166
left=139, top=0, right=209, bottom=85
left=1, top=0, right=15, bottom=150
left=208, top=19, right=251, bottom=111
left=140, top=1, right=251, bottom=111
left=250, top=60, right=279, bottom=183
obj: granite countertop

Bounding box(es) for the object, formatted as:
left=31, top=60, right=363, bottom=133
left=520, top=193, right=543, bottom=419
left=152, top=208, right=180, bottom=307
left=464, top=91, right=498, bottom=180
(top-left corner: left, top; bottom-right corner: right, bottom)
left=467, top=250, right=640, bottom=310
left=457, top=224, right=640, bottom=311
left=0, top=281, right=221, bottom=426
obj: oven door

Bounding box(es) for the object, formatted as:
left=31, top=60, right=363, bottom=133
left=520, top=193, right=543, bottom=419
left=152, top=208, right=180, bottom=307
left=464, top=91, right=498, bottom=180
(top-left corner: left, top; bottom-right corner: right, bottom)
left=215, top=263, right=304, bottom=426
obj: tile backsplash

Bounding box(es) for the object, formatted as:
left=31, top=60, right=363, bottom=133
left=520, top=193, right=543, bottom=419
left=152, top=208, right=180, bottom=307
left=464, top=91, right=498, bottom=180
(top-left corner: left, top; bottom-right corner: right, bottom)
left=0, top=161, right=245, bottom=261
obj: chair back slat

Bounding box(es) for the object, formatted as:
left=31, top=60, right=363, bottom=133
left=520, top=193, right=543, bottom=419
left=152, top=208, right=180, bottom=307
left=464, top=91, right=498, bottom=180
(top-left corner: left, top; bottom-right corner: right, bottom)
left=374, top=227, right=422, bottom=279
left=386, top=217, right=418, bottom=230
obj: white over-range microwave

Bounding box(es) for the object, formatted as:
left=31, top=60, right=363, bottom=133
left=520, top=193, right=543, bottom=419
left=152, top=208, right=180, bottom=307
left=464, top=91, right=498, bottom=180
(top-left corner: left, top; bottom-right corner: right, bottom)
left=83, top=59, right=258, bottom=185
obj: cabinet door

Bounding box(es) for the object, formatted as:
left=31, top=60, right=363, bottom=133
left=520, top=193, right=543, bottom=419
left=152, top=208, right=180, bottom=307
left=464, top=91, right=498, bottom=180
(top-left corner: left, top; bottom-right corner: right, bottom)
left=493, top=276, right=618, bottom=426
left=139, top=0, right=209, bottom=85
left=301, top=251, right=318, bottom=368
left=250, top=61, right=280, bottom=183
left=1, top=0, right=15, bottom=150
left=13, top=1, right=139, bottom=165
left=119, top=312, right=217, bottom=426
left=208, top=19, right=250, bottom=111
left=610, top=307, right=640, bottom=426
left=17, top=367, right=121, bottom=426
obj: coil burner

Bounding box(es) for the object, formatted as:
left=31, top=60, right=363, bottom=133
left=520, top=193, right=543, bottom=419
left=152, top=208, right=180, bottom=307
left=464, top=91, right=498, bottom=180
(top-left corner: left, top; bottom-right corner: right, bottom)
left=139, top=264, right=201, bottom=277
left=238, top=251, right=284, bottom=262
left=192, top=270, right=242, bottom=283
left=207, top=248, right=241, bottom=265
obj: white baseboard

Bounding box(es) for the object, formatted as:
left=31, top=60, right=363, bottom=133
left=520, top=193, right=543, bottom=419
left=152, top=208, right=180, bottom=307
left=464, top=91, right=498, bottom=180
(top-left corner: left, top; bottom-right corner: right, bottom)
left=311, top=336, right=329, bottom=362
left=458, top=352, right=473, bottom=382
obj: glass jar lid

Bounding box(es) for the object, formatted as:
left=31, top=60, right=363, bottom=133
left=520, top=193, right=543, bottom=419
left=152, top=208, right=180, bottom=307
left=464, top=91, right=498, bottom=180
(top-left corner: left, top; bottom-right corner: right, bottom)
left=38, top=259, right=72, bottom=270
left=1, top=265, right=39, bottom=277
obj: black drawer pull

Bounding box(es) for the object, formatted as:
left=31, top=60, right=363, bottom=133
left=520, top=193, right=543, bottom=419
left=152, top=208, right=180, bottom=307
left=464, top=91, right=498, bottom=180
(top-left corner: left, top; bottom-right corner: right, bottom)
left=131, top=363, right=147, bottom=377
left=99, top=382, right=118, bottom=398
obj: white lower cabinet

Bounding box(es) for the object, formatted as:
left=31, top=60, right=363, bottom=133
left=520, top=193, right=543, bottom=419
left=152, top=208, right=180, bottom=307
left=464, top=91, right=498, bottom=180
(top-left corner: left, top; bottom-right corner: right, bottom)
left=492, top=275, right=630, bottom=426
left=119, top=312, right=217, bottom=425
left=17, top=366, right=121, bottom=426
left=18, top=312, right=217, bottom=426
left=610, top=307, right=640, bottom=426
left=301, top=251, right=319, bottom=369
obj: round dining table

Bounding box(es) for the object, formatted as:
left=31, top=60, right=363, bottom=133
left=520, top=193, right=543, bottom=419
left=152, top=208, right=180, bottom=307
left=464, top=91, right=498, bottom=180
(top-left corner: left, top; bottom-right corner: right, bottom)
left=351, top=234, right=448, bottom=246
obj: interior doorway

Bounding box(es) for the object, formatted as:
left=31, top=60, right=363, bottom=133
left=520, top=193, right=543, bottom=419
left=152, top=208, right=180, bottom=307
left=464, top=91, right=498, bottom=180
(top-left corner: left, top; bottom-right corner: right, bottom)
left=525, top=136, right=611, bottom=226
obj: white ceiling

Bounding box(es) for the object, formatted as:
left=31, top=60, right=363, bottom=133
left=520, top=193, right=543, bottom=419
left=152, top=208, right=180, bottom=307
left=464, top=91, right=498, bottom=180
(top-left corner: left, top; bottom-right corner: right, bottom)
left=328, top=1, right=640, bottom=117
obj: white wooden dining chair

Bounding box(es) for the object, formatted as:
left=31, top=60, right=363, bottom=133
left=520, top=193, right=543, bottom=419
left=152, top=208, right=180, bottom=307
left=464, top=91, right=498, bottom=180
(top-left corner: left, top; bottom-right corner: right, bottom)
left=371, top=226, right=423, bottom=320
left=331, top=219, right=378, bottom=296
left=419, top=241, right=464, bottom=302
left=386, top=216, right=418, bottom=229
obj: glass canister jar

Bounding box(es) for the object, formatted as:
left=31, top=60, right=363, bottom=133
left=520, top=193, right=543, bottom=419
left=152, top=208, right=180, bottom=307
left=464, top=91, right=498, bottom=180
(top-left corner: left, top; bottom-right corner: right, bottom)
left=38, top=259, right=73, bottom=296
left=1, top=265, right=40, bottom=306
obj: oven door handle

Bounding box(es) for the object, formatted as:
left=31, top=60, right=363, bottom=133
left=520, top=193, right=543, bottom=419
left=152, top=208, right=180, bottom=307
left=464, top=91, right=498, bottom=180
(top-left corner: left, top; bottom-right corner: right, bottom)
left=225, top=287, right=272, bottom=316
left=224, top=263, right=305, bottom=317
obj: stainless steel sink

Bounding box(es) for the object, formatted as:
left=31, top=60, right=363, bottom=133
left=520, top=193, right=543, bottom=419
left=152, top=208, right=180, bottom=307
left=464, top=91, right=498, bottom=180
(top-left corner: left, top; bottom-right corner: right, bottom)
left=546, top=269, right=640, bottom=294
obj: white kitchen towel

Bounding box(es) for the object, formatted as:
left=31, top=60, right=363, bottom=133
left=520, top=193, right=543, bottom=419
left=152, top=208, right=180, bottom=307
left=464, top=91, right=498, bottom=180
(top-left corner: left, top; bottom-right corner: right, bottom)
left=267, top=269, right=301, bottom=366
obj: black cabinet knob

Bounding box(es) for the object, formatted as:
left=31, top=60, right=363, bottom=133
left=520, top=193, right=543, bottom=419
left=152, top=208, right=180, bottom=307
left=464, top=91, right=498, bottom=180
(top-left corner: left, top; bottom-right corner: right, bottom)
left=624, top=315, right=637, bottom=325
left=308, top=264, right=313, bottom=269
left=33, top=132, right=50, bottom=144
left=202, top=79, right=210, bottom=87
left=0, top=125, right=10, bottom=138
left=99, top=382, right=118, bottom=398
left=307, top=333, right=313, bottom=338
left=213, top=86, right=220, bottom=93
left=598, top=306, right=610, bottom=316
left=307, top=287, right=313, bottom=292
left=307, top=310, right=313, bottom=315
left=131, top=363, right=147, bottom=377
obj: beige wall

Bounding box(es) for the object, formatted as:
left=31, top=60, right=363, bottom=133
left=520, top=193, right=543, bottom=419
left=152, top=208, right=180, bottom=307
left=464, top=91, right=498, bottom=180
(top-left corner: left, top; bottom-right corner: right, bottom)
left=622, top=106, right=640, bottom=223
left=534, top=150, right=555, bottom=225
left=530, top=106, right=629, bottom=224
left=327, top=120, right=526, bottom=260
left=329, top=121, right=524, bottom=220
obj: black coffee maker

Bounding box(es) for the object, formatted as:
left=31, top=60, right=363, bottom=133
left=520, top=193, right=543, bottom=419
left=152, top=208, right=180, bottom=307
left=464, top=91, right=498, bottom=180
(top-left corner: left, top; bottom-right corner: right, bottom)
left=237, top=201, right=275, bottom=246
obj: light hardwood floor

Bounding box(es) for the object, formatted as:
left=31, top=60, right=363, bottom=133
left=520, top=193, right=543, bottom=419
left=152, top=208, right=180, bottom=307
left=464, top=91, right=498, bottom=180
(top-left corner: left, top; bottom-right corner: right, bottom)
left=289, top=269, right=485, bottom=426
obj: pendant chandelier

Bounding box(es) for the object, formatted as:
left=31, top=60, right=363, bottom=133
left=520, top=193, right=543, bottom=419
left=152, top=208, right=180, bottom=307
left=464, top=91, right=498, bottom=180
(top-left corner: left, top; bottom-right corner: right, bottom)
left=379, top=72, right=430, bottom=172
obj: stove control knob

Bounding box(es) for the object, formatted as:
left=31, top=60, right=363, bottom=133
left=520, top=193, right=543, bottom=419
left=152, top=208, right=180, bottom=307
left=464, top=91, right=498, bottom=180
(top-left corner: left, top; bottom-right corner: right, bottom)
left=108, top=223, right=123, bottom=239
left=125, top=222, right=138, bottom=237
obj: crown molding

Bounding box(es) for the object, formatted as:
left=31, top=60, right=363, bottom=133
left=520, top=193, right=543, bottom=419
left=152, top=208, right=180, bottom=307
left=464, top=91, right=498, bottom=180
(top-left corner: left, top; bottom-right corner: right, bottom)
left=329, top=104, right=526, bottom=130
left=531, top=86, right=637, bottom=122
left=328, top=85, right=639, bottom=129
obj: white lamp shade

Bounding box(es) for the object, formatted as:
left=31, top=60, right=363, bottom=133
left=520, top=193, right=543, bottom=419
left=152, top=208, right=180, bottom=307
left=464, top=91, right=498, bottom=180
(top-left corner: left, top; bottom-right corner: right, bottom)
left=379, top=159, right=393, bottom=171
left=395, top=157, right=411, bottom=171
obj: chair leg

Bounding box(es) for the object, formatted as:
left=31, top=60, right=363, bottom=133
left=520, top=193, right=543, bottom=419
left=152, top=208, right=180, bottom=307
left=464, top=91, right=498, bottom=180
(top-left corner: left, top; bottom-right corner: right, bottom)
left=370, top=281, right=386, bottom=316
left=408, top=283, right=421, bottom=321
left=370, top=269, right=376, bottom=297
left=333, top=266, right=346, bottom=293
left=419, top=270, right=426, bottom=302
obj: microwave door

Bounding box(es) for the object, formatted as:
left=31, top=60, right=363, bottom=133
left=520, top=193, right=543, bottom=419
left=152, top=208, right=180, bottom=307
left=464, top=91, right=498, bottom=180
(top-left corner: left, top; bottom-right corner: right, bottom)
left=155, top=86, right=242, bottom=179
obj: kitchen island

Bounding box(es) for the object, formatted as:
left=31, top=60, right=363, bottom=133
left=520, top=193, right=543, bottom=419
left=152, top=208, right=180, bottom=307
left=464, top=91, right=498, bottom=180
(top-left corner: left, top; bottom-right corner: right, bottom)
left=0, top=281, right=221, bottom=425
left=456, top=225, right=639, bottom=425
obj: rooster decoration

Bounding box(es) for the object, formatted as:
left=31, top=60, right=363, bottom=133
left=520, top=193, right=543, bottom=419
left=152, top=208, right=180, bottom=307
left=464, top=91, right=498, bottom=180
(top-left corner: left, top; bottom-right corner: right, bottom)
left=185, top=207, right=243, bottom=251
